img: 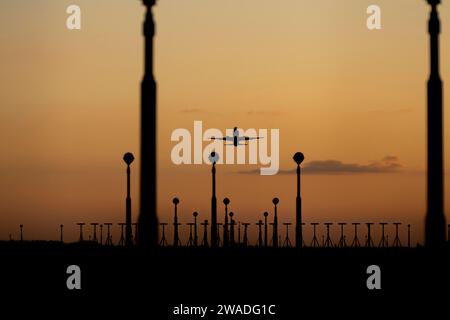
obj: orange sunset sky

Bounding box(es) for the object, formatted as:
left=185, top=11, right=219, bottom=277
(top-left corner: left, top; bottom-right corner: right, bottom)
left=1, top=0, right=450, bottom=244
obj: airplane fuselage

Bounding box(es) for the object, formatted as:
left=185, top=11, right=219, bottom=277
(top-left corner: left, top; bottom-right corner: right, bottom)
left=233, top=128, right=239, bottom=146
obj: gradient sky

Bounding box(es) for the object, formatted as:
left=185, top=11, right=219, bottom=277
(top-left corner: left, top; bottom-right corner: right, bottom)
left=1, top=0, right=450, bottom=244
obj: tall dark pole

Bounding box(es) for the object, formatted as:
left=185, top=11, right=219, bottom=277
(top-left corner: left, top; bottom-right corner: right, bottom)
left=425, top=0, right=446, bottom=247
left=257, top=220, right=263, bottom=247
left=173, top=197, right=180, bottom=247
left=77, top=223, right=85, bottom=242
left=209, top=152, right=218, bottom=247
left=263, top=212, right=268, bottom=247
left=223, top=198, right=230, bottom=247
left=91, top=223, right=99, bottom=243
left=238, top=221, right=241, bottom=246
left=193, top=212, right=198, bottom=247
left=293, top=152, right=304, bottom=248
left=123, top=152, right=134, bottom=247
left=272, top=198, right=279, bottom=248
left=229, top=212, right=235, bottom=246
left=138, top=0, right=158, bottom=248
left=202, top=220, right=209, bottom=247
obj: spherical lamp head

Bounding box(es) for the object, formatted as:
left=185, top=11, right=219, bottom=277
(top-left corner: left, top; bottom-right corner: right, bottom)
left=208, top=151, right=220, bottom=164
left=293, top=152, right=305, bottom=165
left=123, top=152, right=135, bottom=166
left=172, top=197, right=179, bottom=205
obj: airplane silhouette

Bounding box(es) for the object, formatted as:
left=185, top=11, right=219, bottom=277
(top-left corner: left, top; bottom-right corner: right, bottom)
left=210, top=127, right=263, bottom=147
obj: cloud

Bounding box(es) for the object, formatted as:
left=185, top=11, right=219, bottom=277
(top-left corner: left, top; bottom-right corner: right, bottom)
left=236, top=156, right=403, bottom=175
left=382, top=155, right=399, bottom=162
left=302, top=157, right=402, bottom=174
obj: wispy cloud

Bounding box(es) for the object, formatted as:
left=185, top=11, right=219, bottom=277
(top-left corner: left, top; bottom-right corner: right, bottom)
left=237, top=156, right=403, bottom=175
left=301, top=156, right=402, bottom=174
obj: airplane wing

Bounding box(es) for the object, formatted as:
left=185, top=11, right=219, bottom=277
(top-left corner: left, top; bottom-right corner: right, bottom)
left=239, top=136, right=263, bottom=141
left=210, top=136, right=233, bottom=141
